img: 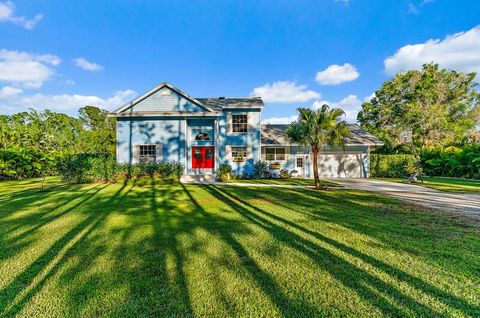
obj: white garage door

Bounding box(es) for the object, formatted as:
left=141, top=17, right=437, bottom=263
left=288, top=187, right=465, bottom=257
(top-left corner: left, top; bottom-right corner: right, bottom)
left=317, top=153, right=363, bottom=178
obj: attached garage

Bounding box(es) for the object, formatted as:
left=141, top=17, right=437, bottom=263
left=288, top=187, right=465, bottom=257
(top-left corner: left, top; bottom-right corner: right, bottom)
left=317, top=152, right=363, bottom=178
left=261, top=124, right=383, bottom=178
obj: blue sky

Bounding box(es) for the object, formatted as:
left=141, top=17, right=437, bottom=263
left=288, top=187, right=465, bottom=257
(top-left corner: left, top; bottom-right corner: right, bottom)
left=1, top=0, right=480, bottom=123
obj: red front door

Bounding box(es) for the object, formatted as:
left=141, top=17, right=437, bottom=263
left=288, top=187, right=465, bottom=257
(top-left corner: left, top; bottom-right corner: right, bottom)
left=192, top=146, right=214, bottom=169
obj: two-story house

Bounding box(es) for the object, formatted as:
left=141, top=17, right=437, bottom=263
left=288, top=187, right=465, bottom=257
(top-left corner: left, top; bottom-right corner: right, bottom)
left=110, top=82, right=383, bottom=180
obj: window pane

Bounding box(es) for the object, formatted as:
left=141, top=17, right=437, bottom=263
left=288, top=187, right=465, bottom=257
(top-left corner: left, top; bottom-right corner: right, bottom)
left=232, top=146, right=247, bottom=159
left=276, top=148, right=285, bottom=154
left=139, top=145, right=156, bottom=162
left=206, top=148, right=213, bottom=159
left=265, top=148, right=275, bottom=154
left=232, top=115, right=247, bottom=133
left=296, top=158, right=303, bottom=167
left=194, top=149, right=202, bottom=160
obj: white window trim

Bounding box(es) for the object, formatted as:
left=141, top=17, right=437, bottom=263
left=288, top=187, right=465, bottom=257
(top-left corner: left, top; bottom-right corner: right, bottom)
left=226, top=145, right=252, bottom=160
left=263, top=147, right=288, bottom=162
left=135, top=144, right=162, bottom=163
left=227, top=112, right=251, bottom=135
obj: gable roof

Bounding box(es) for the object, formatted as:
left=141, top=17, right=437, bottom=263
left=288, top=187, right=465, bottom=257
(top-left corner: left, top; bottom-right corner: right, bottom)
left=111, top=82, right=214, bottom=114
left=261, top=124, right=384, bottom=146
left=110, top=82, right=264, bottom=116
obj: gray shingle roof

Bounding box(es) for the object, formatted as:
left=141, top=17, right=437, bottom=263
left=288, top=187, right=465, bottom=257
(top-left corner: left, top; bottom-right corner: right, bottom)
left=196, top=97, right=264, bottom=111
left=261, top=124, right=384, bottom=146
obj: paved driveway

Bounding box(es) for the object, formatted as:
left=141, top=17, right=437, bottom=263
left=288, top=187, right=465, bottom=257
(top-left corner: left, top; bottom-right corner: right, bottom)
left=326, top=178, right=480, bottom=219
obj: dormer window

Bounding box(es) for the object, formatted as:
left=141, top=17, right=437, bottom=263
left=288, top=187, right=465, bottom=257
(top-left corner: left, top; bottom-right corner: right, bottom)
left=232, top=114, right=247, bottom=133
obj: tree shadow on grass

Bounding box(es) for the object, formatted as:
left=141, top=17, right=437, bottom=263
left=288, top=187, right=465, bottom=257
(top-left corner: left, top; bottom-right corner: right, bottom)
left=53, top=181, right=201, bottom=316
left=181, top=183, right=324, bottom=317
left=0, top=183, right=124, bottom=317
left=217, top=186, right=480, bottom=317
left=204, top=185, right=458, bottom=317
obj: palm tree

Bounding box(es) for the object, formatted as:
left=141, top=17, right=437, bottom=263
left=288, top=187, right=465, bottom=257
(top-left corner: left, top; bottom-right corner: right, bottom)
left=286, top=105, right=351, bottom=189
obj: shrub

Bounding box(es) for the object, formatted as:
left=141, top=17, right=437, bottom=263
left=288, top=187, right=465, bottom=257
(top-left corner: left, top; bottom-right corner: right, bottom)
left=0, top=148, right=56, bottom=181
left=216, top=163, right=234, bottom=182
left=421, top=145, right=480, bottom=179
left=370, top=154, right=416, bottom=178
left=279, top=169, right=291, bottom=179
left=56, top=153, right=184, bottom=184
left=253, top=160, right=271, bottom=179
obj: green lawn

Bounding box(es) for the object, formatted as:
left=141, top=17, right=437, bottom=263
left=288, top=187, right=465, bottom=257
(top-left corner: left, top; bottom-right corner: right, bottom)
left=1, top=177, right=479, bottom=317
left=231, top=178, right=339, bottom=187
left=376, top=177, right=480, bottom=193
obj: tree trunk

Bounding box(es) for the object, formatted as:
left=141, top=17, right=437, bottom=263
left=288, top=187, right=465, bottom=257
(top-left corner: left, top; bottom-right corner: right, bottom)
left=312, top=146, right=321, bottom=190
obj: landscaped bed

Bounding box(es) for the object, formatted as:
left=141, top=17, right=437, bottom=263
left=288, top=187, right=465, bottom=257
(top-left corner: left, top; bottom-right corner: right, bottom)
left=375, top=177, right=480, bottom=193
left=229, top=178, right=340, bottom=187
left=1, top=177, right=479, bottom=317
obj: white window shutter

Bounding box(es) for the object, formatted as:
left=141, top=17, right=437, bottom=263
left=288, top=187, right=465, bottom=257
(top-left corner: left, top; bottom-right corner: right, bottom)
left=133, top=145, right=139, bottom=163
left=247, top=145, right=253, bottom=159
left=227, top=113, right=232, bottom=133
left=247, top=112, right=253, bottom=133
left=226, top=145, right=232, bottom=158
left=155, top=144, right=163, bottom=162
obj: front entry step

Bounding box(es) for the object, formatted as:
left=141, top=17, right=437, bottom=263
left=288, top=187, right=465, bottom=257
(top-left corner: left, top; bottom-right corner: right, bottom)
left=181, top=174, right=216, bottom=184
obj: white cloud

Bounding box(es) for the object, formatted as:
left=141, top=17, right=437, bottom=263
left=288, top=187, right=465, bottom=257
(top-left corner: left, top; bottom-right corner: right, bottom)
left=261, top=115, right=298, bottom=125
left=0, top=89, right=136, bottom=115
left=0, top=85, right=22, bottom=97
left=0, top=1, right=42, bottom=29
left=74, top=58, right=104, bottom=71
left=262, top=93, right=371, bottom=125
left=311, top=94, right=365, bottom=123
left=407, top=3, right=419, bottom=14
left=315, top=63, right=360, bottom=85
left=251, top=81, right=320, bottom=103
left=385, top=25, right=480, bottom=75
left=0, top=49, right=61, bottom=88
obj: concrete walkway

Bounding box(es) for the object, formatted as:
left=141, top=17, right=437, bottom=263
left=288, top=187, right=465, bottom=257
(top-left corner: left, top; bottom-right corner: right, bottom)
left=325, top=178, right=480, bottom=219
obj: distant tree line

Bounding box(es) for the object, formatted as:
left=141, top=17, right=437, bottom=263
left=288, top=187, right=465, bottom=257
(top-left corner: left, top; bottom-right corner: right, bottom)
left=0, top=106, right=115, bottom=180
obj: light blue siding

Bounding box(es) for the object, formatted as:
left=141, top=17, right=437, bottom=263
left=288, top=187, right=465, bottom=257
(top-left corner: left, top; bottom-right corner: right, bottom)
left=217, top=109, right=262, bottom=175
left=128, top=87, right=206, bottom=113
left=261, top=145, right=311, bottom=178
left=116, top=117, right=187, bottom=167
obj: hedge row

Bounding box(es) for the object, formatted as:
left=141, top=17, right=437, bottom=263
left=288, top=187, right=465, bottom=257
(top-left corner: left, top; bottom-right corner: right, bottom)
left=0, top=148, right=56, bottom=181
left=56, top=153, right=184, bottom=183
left=421, top=145, right=480, bottom=179
left=370, top=154, right=416, bottom=178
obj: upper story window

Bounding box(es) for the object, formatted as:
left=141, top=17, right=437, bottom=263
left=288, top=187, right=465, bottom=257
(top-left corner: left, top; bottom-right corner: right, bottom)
left=139, top=145, right=156, bottom=162
left=265, top=147, right=286, bottom=161
left=232, top=114, right=248, bottom=133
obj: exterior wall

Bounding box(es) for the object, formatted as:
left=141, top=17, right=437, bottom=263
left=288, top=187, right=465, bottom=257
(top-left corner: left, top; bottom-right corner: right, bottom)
left=260, top=145, right=370, bottom=178
left=130, top=87, right=206, bottom=112
left=261, top=145, right=311, bottom=178
left=217, top=109, right=262, bottom=176
left=116, top=117, right=187, bottom=169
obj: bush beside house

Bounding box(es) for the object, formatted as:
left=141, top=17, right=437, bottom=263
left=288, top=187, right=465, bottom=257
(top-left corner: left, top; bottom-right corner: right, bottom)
left=370, top=154, right=416, bottom=178
left=56, top=153, right=184, bottom=184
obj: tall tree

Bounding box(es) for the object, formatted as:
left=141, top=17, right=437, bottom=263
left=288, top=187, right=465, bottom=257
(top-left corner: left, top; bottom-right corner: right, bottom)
left=286, top=105, right=351, bottom=189
left=78, top=106, right=116, bottom=153
left=358, top=63, right=480, bottom=149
